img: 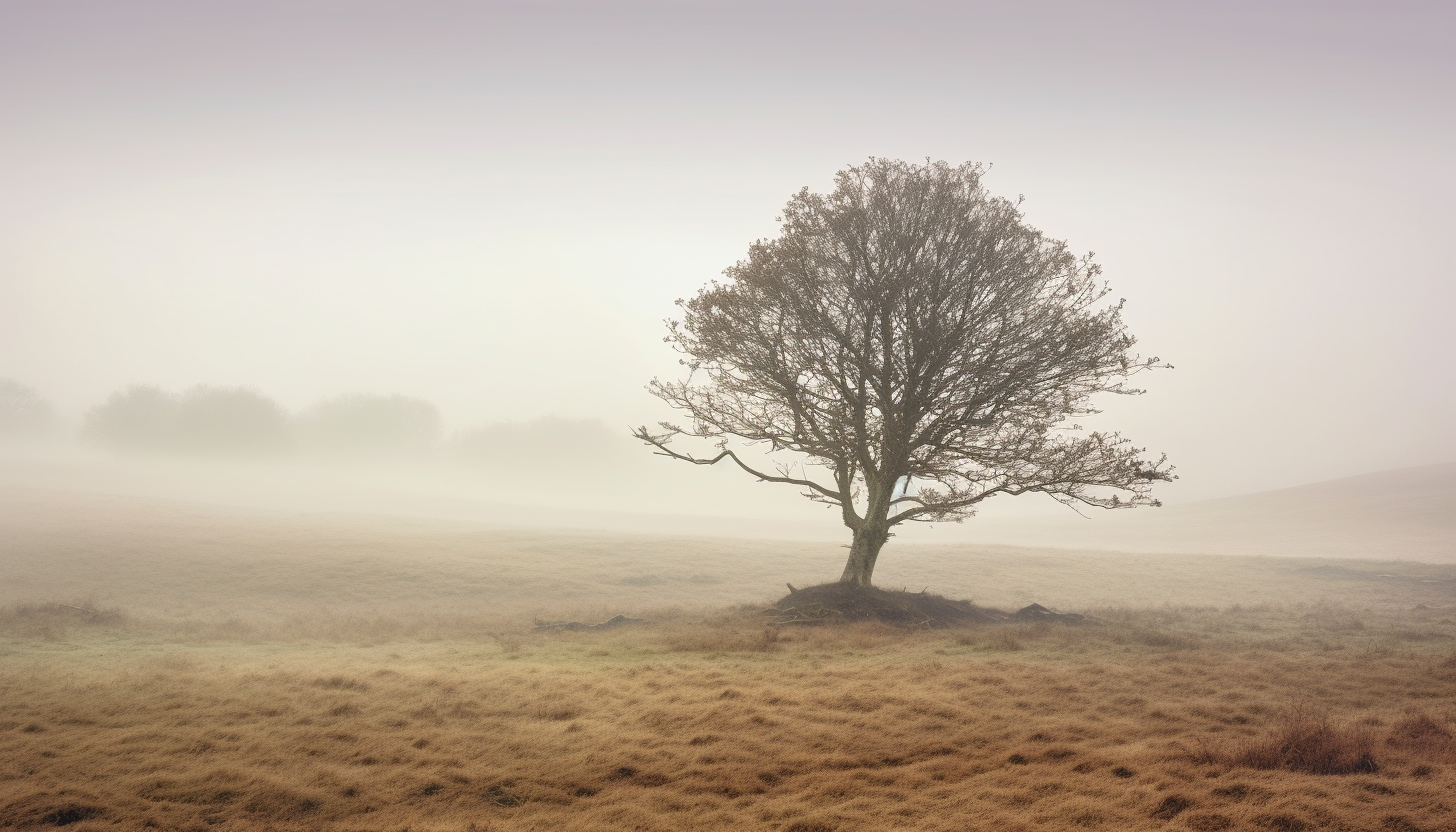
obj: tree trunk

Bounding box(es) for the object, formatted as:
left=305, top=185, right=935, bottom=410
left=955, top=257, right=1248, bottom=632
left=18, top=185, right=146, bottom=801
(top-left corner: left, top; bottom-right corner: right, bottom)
left=840, top=524, right=890, bottom=586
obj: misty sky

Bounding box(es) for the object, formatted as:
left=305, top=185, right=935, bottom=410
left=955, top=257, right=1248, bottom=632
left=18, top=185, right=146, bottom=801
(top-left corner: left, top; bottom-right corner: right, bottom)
left=1, top=0, right=1452, bottom=503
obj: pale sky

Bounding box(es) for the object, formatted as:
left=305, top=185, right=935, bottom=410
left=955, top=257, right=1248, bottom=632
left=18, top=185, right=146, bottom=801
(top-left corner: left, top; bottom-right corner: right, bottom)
left=1, top=0, right=1452, bottom=503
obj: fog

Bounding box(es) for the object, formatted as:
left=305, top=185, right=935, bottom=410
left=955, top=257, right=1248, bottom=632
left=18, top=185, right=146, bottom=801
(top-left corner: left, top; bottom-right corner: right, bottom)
left=2, top=1, right=1453, bottom=527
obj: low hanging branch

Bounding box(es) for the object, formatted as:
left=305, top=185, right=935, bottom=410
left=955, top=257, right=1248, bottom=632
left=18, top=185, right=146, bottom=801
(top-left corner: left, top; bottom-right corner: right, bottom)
left=635, top=158, right=1174, bottom=587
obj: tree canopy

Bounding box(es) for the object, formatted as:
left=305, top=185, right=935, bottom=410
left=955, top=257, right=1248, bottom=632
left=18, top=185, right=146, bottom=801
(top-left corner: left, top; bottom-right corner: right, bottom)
left=635, top=158, right=1173, bottom=586
left=84, top=384, right=290, bottom=456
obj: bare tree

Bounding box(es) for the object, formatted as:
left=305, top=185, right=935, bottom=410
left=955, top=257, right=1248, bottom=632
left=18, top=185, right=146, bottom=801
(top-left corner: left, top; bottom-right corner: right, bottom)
left=634, top=159, right=1173, bottom=586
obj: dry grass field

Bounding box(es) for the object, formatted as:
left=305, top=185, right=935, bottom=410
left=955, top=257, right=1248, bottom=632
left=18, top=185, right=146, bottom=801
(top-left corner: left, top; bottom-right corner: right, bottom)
left=2, top=487, right=1454, bottom=831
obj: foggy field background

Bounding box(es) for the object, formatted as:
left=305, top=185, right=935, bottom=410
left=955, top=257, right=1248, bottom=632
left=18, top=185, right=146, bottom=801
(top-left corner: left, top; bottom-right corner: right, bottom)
left=3, top=483, right=1455, bottom=628
left=3, top=371, right=1454, bottom=560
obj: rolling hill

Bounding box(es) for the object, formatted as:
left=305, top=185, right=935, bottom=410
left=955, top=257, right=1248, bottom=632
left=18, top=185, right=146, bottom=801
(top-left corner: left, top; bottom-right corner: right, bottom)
left=943, top=462, right=1456, bottom=561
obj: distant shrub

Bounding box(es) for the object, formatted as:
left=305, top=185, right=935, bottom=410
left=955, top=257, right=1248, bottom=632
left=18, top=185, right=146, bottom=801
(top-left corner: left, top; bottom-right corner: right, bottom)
left=0, top=378, right=59, bottom=440
left=294, top=393, right=441, bottom=460
left=173, top=386, right=290, bottom=455
left=83, top=384, right=290, bottom=456
left=83, top=385, right=180, bottom=451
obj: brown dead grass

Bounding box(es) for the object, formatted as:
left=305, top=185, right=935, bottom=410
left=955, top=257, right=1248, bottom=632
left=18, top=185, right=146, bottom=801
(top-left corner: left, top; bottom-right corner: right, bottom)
left=2, top=606, right=1455, bottom=831
left=2, top=488, right=1455, bottom=830
left=1227, top=704, right=1380, bottom=775
left=1387, top=710, right=1455, bottom=758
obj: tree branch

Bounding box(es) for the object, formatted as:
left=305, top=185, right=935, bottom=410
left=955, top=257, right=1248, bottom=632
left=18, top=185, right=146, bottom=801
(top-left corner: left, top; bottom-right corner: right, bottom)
left=632, top=425, right=844, bottom=503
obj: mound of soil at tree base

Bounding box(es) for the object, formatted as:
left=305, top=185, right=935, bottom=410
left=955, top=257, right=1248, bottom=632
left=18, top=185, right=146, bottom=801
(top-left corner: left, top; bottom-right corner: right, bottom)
left=766, top=583, right=1086, bottom=628
left=533, top=614, right=645, bottom=632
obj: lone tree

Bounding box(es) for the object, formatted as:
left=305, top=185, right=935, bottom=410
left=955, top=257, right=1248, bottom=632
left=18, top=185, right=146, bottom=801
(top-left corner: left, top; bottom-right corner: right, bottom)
left=634, top=159, right=1173, bottom=587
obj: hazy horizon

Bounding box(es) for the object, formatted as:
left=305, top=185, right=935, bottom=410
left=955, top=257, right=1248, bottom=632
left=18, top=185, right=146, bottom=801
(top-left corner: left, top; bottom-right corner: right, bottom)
left=3, top=0, right=1453, bottom=507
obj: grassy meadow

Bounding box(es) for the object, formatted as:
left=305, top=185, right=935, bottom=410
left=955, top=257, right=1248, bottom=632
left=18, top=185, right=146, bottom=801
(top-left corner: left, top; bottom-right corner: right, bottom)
left=2, top=487, right=1454, bottom=831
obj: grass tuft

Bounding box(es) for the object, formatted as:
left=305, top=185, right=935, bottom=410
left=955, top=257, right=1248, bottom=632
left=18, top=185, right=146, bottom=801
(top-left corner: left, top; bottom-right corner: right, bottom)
left=1150, top=795, right=1192, bottom=820
left=1387, top=711, right=1453, bottom=757
left=1233, top=705, right=1379, bottom=775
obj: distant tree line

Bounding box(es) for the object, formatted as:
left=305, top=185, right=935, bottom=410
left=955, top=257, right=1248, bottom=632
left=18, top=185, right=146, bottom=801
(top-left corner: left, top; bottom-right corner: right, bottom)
left=81, top=385, right=443, bottom=459
left=0, top=378, right=60, bottom=441
left=2, top=377, right=627, bottom=470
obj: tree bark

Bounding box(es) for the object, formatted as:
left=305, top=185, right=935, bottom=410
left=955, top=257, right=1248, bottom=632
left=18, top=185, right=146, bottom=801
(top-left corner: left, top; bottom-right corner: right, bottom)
left=840, top=524, right=890, bottom=586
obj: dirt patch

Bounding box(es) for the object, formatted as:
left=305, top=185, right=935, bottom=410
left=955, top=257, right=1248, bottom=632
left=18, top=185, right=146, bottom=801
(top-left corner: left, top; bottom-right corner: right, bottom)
left=534, top=614, right=644, bottom=633
left=765, top=583, right=1082, bottom=628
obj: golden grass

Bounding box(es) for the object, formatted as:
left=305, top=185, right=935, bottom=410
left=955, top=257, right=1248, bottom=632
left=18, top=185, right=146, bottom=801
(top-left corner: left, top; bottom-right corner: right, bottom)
left=1226, top=705, right=1380, bottom=775
left=2, top=487, right=1455, bottom=830
left=3, top=603, right=1455, bottom=831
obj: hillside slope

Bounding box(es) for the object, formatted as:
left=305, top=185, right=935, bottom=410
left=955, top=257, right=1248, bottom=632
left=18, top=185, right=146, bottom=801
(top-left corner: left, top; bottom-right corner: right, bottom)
left=947, top=462, right=1455, bottom=561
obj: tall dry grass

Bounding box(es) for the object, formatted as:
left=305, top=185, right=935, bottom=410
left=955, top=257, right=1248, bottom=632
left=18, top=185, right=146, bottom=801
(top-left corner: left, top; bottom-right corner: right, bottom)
left=1228, top=704, right=1379, bottom=775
